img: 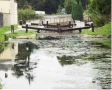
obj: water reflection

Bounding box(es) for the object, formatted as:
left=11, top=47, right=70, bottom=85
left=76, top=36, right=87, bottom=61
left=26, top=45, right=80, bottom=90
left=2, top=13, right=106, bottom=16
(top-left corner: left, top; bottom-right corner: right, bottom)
left=0, top=38, right=111, bottom=89
left=0, top=43, right=18, bottom=61
left=11, top=42, right=38, bottom=84
left=57, top=55, right=75, bottom=66
left=0, top=42, right=38, bottom=85
left=57, top=55, right=88, bottom=66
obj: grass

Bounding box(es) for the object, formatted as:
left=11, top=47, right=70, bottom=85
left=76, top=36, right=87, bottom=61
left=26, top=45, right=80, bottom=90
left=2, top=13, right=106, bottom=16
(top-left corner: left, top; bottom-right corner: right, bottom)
left=82, top=22, right=111, bottom=48
left=82, top=22, right=111, bottom=37
left=0, top=25, right=18, bottom=41
left=94, top=39, right=111, bottom=48
left=0, top=25, right=37, bottom=41
left=7, top=30, right=37, bottom=38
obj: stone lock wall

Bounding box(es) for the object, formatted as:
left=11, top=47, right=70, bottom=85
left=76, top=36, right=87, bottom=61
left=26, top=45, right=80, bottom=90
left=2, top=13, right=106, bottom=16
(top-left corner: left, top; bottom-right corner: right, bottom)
left=29, top=14, right=73, bottom=25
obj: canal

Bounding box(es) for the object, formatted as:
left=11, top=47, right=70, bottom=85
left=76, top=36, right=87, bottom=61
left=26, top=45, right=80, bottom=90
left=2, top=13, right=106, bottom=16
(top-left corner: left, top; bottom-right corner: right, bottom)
left=0, top=35, right=111, bottom=89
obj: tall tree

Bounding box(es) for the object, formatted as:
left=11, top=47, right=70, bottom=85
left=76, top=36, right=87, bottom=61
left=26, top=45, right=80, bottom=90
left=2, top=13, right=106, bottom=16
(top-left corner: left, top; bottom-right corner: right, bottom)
left=76, top=0, right=89, bottom=9
left=71, top=0, right=83, bottom=20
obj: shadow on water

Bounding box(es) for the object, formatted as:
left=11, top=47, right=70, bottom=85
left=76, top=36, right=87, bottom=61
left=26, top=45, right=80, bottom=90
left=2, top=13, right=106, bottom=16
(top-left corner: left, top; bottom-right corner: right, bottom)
left=38, top=36, right=60, bottom=40
left=0, top=35, right=111, bottom=89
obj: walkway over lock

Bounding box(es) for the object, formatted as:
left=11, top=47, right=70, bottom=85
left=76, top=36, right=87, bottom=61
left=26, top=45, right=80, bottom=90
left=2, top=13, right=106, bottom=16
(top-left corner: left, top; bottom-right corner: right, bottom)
left=22, top=21, right=94, bottom=34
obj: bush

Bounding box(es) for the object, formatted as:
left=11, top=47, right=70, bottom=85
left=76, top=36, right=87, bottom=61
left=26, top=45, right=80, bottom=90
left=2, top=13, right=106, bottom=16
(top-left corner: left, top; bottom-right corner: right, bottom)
left=18, top=9, right=44, bottom=24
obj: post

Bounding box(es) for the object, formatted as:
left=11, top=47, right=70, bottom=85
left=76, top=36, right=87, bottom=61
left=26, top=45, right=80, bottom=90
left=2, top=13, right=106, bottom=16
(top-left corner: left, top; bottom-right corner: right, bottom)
left=91, top=23, right=94, bottom=32
left=69, top=21, right=71, bottom=27
left=47, top=21, right=48, bottom=28
left=19, top=20, right=23, bottom=25
left=79, top=29, right=82, bottom=33
left=11, top=25, right=14, bottom=33
left=26, top=24, right=28, bottom=33
left=42, top=21, right=43, bottom=25
left=57, top=23, right=61, bottom=33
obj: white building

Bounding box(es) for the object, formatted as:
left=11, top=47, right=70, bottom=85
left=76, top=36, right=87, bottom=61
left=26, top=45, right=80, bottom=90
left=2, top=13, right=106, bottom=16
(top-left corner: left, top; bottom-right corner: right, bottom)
left=35, top=11, right=45, bottom=15
left=0, top=0, right=18, bottom=27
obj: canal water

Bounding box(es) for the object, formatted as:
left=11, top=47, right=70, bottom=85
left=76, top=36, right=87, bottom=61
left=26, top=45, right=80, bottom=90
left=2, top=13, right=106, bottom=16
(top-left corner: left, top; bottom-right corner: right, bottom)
left=0, top=35, right=111, bottom=89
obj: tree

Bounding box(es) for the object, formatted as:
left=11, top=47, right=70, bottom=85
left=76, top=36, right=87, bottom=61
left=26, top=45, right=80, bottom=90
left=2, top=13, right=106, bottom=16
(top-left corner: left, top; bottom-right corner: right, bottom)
left=30, top=0, right=65, bottom=14
left=57, top=5, right=63, bottom=14
left=16, top=0, right=32, bottom=9
left=71, top=0, right=83, bottom=20
left=80, top=0, right=90, bottom=10
left=87, top=0, right=111, bottom=26
left=64, top=0, right=86, bottom=14
left=64, top=0, right=73, bottom=14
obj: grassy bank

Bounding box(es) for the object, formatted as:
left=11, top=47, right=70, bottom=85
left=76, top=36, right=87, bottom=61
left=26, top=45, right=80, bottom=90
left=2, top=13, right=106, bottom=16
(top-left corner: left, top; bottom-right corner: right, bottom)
left=0, top=25, right=38, bottom=41
left=82, top=22, right=111, bottom=37
left=7, top=30, right=37, bottom=38
left=94, top=39, right=111, bottom=48
left=0, top=25, right=18, bottom=42
left=82, top=22, right=111, bottom=48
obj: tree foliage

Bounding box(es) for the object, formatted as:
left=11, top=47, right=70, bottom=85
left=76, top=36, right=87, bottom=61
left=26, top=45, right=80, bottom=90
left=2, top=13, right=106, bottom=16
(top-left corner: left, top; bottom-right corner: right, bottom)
left=18, top=9, right=44, bottom=23
left=87, top=0, right=111, bottom=26
left=16, top=0, right=32, bottom=9
left=64, top=0, right=73, bottom=14
left=71, top=0, right=83, bottom=20
left=57, top=5, right=63, bottom=14
left=80, top=0, right=89, bottom=9
left=16, top=0, right=65, bottom=14
left=16, top=0, right=90, bottom=14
